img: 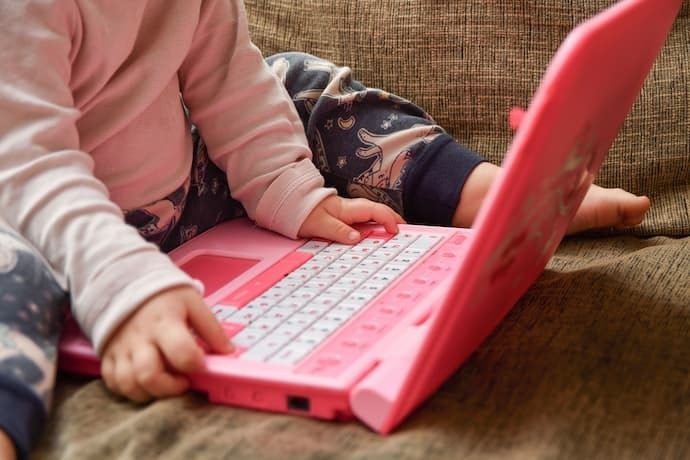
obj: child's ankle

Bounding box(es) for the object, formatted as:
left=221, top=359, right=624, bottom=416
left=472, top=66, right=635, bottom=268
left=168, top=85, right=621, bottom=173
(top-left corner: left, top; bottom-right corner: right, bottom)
left=451, top=162, right=500, bottom=228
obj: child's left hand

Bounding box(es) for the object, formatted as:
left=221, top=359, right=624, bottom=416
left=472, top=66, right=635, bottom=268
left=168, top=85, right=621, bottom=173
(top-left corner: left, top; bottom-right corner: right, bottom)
left=298, top=195, right=405, bottom=243
left=100, top=286, right=231, bottom=403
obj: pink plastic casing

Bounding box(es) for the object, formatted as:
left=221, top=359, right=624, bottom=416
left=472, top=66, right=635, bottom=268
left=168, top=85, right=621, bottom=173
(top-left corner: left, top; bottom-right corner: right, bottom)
left=349, top=0, right=684, bottom=434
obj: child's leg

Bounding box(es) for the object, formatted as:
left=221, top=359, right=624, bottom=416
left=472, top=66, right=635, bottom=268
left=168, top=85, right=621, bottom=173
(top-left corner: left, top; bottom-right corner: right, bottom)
left=451, top=162, right=651, bottom=234
left=0, top=227, right=68, bottom=460
left=0, top=429, right=15, bottom=460
left=266, top=53, right=650, bottom=233
left=265, top=52, right=486, bottom=227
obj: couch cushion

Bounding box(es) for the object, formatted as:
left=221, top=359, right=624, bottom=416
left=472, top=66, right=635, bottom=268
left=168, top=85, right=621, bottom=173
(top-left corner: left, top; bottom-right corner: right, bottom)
left=245, top=0, right=690, bottom=236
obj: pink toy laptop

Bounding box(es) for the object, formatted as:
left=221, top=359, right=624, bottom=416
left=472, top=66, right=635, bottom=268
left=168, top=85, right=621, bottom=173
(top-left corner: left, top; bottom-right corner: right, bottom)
left=58, top=0, right=682, bottom=434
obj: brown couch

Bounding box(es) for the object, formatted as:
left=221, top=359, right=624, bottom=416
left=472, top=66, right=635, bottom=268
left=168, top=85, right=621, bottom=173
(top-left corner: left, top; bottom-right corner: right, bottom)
left=35, top=1, right=690, bottom=459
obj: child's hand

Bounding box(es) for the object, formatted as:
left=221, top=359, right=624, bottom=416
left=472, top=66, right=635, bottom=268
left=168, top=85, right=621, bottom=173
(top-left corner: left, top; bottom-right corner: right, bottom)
left=100, top=286, right=231, bottom=403
left=298, top=195, right=405, bottom=243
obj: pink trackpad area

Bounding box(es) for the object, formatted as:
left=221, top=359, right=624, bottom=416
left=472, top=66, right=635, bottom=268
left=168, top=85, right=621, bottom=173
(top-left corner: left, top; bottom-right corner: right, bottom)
left=179, top=254, right=259, bottom=296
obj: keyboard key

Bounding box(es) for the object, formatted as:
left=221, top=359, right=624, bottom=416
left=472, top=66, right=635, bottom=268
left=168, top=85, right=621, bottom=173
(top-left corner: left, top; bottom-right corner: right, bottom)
left=298, top=241, right=329, bottom=254
left=268, top=343, right=313, bottom=365
left=221, top=322, right=245, bottom=338
left=212, top=305, right=239, bottom=321
left=232, top=328, right=266, bottom=348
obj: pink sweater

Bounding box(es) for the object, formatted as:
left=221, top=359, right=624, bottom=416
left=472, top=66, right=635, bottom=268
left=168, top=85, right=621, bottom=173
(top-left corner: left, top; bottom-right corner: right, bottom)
left=0, top=0, right=334, bottom=352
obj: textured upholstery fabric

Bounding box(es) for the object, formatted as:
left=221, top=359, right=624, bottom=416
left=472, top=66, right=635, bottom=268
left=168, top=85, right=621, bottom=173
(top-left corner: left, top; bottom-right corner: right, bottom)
left=35, top=2, right=690, bottom=459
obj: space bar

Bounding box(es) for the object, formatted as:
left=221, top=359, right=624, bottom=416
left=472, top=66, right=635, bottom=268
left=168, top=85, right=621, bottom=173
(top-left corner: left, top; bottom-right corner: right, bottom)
left=217, top=251, right=313, bottom=307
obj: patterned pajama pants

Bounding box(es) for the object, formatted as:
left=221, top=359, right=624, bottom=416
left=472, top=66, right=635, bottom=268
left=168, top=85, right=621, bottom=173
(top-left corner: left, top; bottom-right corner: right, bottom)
left=0, top=53, right=484, bottom=458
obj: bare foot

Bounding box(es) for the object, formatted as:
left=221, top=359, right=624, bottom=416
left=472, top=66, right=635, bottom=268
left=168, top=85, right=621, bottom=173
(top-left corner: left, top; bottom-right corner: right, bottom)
left=0, top=430, right=16, bottom=460
left=567, top=184, right=650, bottom=234
left=452, top=162, right=651, bottom=233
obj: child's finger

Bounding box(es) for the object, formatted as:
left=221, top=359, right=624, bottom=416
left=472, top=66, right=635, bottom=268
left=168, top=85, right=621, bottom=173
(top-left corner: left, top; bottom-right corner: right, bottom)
left=307, top=212, right=363, bottom=244
left=132, top=343, right=189, bottom=398
left=107, top=352, right=151, bottom=403
left=155, top=321, right=207, bottom=373
left=186, top=298, right=234, bottom=354
left=100, top=354, right=119, bottom=394
left=341, top=198, right=404, bottom=234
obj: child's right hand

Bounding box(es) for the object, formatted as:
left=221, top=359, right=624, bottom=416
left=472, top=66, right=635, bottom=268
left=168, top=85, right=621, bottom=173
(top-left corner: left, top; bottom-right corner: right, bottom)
left=100, top=286, right=232, bottom=402
left=298, top=195, right=405, bottom=244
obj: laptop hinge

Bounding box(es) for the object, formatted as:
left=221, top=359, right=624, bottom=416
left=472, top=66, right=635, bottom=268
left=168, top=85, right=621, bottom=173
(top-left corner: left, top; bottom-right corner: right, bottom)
left=349, top=306, right=435, bottom=434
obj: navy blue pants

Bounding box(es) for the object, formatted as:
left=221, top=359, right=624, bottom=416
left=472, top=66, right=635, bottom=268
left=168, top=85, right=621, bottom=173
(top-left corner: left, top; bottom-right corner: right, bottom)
left=0, top=53, right=484, bottom=458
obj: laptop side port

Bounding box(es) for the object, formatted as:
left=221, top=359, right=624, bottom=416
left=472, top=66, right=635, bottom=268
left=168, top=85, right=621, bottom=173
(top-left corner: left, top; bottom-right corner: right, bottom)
left=286, top=395, right=311, bottom=412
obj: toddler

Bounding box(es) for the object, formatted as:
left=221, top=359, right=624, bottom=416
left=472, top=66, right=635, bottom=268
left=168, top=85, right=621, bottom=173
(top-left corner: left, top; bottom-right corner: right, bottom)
left=0, top=1, right=650, bottom=458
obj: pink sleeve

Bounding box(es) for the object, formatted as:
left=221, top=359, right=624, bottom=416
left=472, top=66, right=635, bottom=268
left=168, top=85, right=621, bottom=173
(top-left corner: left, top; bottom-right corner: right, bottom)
left=178, top=0, right=335, bottom=239
left=0, top=2, right=199, bottom=354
